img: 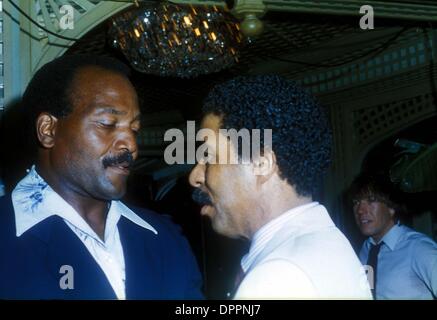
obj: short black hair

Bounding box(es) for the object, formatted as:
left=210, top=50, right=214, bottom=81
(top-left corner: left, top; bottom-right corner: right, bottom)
left=22, top=54, right=131, bottom=135
left=349, top=172, right=406, bottom=217
left=202, top=75, right=332, bottom=197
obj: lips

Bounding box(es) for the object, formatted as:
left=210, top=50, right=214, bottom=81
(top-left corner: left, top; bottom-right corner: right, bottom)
left=108, top=162, right=131, bottom=175
left=359, top=219, right=373, bottom=226
left=200, top=204, right=215, bottom=217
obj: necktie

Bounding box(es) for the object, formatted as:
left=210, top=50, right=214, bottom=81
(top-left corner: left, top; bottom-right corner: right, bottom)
left=228, top=267, right=245, bottom=299
left=367, top=242, right=382, bottom=299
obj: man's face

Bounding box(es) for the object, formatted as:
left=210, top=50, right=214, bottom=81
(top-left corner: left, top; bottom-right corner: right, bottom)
left=353, top=195, right=395, bottom=242
left=189, top=113, right=256, bottom=239
left=47, top=66, right=140, bottom=201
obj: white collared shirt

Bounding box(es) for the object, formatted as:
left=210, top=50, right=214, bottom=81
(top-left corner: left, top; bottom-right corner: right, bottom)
left=12, top=166, right=158, bottom=300
left=241, top=202, right=318, bottom=274
left=235, top=202, right=372, bottom=299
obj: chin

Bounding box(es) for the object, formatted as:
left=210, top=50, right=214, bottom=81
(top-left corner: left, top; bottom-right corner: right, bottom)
left=97, top=187, right=126, bottom=201
left=360, top=229, right=375, bottom=238
left=212, top=221, right=238, bottom=239
left=111, top=189, right=126, bottom=200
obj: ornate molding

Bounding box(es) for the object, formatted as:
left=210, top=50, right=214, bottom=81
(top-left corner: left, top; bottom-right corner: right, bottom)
left=2, top=0, right=133, bottom=105
left=171, top=0, right=437, bottom=22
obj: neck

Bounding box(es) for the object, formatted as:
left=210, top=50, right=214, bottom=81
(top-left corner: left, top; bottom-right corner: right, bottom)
left=35, top=160, right=109, bottom=240
left=371, top=220, right=396, bottom=244
left=247, top=179, right=312, bottom=239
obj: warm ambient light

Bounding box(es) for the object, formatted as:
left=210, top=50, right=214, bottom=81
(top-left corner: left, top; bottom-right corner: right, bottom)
left=109, top=3, right=244, bottom=78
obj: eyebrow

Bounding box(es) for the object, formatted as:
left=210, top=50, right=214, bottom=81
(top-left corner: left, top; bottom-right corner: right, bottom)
left=94, top=107, right=141, bottom=121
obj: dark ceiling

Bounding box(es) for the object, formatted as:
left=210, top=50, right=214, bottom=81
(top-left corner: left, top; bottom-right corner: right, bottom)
left=66, top=8, right=425, bottom=119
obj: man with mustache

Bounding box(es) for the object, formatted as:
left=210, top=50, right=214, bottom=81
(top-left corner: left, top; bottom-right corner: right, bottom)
left=189, top=75, right=372, bottom=299
left=351, top=173, right=437, bottom=299
left=0, top=55, right=203, bottom=299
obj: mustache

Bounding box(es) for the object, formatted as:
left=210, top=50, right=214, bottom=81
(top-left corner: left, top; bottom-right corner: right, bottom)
left=102, top=151, right=134, bottom=169
left=192, top=188, right=213, bottom=206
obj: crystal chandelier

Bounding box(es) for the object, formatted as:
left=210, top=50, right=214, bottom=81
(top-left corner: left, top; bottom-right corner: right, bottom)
left=108, top=3, right=244, bottom=78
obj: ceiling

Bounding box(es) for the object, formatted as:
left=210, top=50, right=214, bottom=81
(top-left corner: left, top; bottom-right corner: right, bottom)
left=66, top=8, right=424, bottom=117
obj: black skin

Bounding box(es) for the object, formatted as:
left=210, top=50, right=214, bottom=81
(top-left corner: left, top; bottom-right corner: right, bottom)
left=35, top=66, right=141, bottom=240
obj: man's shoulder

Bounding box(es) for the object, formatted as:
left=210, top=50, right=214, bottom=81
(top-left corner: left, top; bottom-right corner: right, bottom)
left=264, top=223, right=358, bottom=270
left=399, top=225, right=437, bottom=246
left=394, top=225, right=437, bottom=261
left=281, top=223, right=352, bottom=253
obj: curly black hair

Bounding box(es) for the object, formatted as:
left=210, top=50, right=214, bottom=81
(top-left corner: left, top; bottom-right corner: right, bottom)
left=22, top=54, right=131, bottom=141
left=202, top=75, right=332, bottom=197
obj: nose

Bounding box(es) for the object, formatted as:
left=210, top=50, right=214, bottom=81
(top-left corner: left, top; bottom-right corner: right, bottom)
left=354, top=200, right=369, bottom=216
left=189, top=163, right=205, bottom=188
left=114, top=128, right=138, bottom=159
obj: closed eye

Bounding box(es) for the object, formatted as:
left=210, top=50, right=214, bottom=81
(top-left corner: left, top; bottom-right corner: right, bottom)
left=97, top=121, right=116, bottom=128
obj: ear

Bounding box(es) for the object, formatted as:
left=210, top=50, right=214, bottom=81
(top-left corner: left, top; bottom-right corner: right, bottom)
left=253, top=149, right=277, bottom=183
left=388, top=207, right=396, bottom=218
left=36, top=112, right=58, bottom=148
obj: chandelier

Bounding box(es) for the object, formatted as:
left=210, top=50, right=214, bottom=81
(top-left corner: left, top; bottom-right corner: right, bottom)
left=108, top=3, right=244, bottom=78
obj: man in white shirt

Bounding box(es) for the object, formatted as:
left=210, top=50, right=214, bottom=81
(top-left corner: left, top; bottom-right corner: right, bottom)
left=0, top=55, right=203, bottom=299
left=188, top=75, right=371, bottom=299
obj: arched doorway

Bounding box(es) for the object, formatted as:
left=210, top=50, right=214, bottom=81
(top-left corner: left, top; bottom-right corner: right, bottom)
left=343, top=115, right=437, bottom=251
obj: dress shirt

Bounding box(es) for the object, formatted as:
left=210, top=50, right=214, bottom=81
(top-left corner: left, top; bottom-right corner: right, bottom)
left=360, top=223, right=437, bottom=299
left=236, top=202, right=372, bottom=299
left=12, top=165, right=157, bottom=299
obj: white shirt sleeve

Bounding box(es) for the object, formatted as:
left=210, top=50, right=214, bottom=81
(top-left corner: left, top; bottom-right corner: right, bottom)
left=234, top=259, right=318, bottom=299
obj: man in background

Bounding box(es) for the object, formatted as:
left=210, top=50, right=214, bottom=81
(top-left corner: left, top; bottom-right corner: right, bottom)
left=351, top=173, right=437, bottom=299
left=0, top=55, right=203, bottom=299
left=189, top=75, right=371, bottom=299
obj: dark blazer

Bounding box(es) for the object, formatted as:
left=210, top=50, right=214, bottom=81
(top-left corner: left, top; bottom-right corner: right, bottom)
left=0, top=194, right=203, bottom=299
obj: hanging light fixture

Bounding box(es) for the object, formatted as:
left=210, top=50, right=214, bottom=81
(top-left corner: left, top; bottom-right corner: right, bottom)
left=108, top=2, right=244, bottom=78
